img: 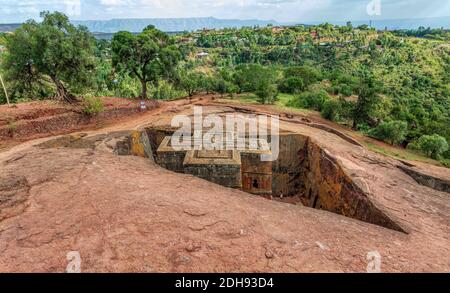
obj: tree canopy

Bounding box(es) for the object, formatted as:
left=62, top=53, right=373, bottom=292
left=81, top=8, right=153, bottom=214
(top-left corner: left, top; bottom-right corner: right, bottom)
left=111, top=25, right=181, bottom=99
left=1, top=11, right=96, bottom=103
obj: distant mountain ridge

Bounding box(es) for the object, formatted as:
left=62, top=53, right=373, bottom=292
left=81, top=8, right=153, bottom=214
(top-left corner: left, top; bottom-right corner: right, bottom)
left=73, top=17, right=278, bottom=33
left=304, top=16, right=450, bottom=30
left=0, top=23, right=21, bottom=32
left=1, top=16, right=448, bottom=34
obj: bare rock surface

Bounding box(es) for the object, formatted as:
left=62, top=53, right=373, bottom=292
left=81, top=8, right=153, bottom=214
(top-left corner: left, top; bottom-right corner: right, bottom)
left=0, top=98, right=449, bottom=272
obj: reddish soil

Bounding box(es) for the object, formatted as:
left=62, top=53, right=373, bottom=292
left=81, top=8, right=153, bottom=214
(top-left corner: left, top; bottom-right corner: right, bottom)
left=0, top=95, right=449, bottom=272
left=0, top=97, right=155, bottom=150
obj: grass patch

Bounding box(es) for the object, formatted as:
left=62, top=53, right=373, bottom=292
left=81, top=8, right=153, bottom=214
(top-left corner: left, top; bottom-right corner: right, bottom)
left=224, top=93, right=313, bottom=114
left=363, top=141, right=442, bottom=166
left=273, top=93, right=311, bottom=113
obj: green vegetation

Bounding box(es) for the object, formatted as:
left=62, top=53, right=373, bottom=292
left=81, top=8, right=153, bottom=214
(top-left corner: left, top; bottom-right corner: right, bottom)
left=368, top=121, right=408, bottom=146
left=1, top=12, right=96, bottom=103
left=0, top=12, right=448, bottom=165
left=417, top=134, right=449, bottom=159
left=321, top=99, right=342, bottom=122
left=83, top=94, right=104, bottom=116
left=111, top=25, right=181, bottom=99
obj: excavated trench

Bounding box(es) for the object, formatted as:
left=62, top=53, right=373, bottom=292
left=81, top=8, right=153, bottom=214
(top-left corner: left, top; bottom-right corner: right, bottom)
left=32, top=126, right=405, bottom=233
left=136, top=126, right=405, bottom=233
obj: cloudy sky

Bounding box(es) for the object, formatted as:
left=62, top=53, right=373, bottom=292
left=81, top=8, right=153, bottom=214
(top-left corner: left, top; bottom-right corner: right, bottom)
left=0, top=0, right=449, bottom=23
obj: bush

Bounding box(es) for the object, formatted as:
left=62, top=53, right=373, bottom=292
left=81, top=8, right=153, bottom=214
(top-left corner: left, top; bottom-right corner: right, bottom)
left=6, top=119, right=17, bottom=137
left=321, top=99, right=342, bottom=121
left=255, top=81, right=278, bottom=104
left=327, top=84, right=352, bottom=96
left=287, top=90, right=330, bottom=111
left=305, top=90, right=330, bottom=111
left=212, top=77, right=234, bottom=97
left=340, top=84, right=353, bottom=96
left=154, top=80, right=182, bottom=100
left=356, top=123, right=372, bottom=134
left=278, top=77, right=304, bottom=94
left=368, top=120, right=408, bottom=145
left=83, top=95, right=104, bottom=116
left=418, top=134, right=449, bottom=159
left=440, top=159, right=450, bottom=168
left=113, top=76, right=141, bottom=98
left=284, top=66, right=322, bottom=87
left=286, top=93, right=308, bottom=109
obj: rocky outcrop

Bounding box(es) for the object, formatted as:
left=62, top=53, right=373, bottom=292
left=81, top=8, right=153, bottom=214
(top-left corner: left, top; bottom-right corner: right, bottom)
left=0, top=175, right=30, bottom=221
left=398, top=165, right=450, bottom=193
left=299, top=140, right=406, bottom=233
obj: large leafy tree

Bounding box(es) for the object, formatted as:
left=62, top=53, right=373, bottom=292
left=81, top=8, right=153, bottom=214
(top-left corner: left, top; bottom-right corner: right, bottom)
left=2, top=11, right=96, bottom=103
left=352, top=70, right=384, bottom=129
left=179, top=70, right=207, bottom=97
left=111, top=25, right=181, bottom=99
left=234, top=64, right=278, bottom=93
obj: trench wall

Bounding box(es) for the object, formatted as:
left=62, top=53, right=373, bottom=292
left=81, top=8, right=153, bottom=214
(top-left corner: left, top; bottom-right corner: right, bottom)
left=299, top=139, right=406, bottom=232
left=134, top=127, right=406, bottom=232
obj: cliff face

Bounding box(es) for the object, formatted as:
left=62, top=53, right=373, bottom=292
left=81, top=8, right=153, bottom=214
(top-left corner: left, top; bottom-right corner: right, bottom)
left=269, top=132, right=406, bottom=232
left=299, top=140, right=406, bottom=233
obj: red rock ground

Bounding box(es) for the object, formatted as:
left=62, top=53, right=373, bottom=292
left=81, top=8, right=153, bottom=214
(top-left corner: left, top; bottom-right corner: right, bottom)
left=0, top=96, right=449, bottom=272
left=0, top=97, right=155, bottom=151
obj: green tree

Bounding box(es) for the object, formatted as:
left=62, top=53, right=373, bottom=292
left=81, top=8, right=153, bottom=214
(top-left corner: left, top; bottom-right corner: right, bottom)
left=234, top=64, right=278, bottom=93
left=418, top=134, right=449, bottom=159
left=213, top=76, right=238, bottom=97
left=1, top=11, right=96, bottom=103
left=112, top=25, right=181, bottom=99
left=255, top=80, right=278, bottom=105
left=284, top=66, right=322, bottom=87
left=352, top=72, right=383, bottom=129
left=179, top=71, right=206, bottom=97
left=278, top=77, right=305, bottom=94
left=368, top=121, right=408, bottom=145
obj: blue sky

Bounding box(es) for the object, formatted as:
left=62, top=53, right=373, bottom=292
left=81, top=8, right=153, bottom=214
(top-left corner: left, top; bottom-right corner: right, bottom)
left=0, top=0, right=449, bottom=23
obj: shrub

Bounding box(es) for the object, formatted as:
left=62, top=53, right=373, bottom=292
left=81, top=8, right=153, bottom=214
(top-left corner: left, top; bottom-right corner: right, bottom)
left=440, top=159, right=450, bottom=168
left=278, top=77, right=304, bottom=94
left=83, top=95, right=104, bottom=116
left=284, top=66, right=322, bottom=87
left=368, top=120, right=408, bottom=145
left=154, top=80, right=181, bottom=100
left=340, top=84, right=353, bottom=96
left=321, top=99, right=342, bottom=121
left=305, top=90, right=330, bottom=111
left=255, top=81, right=278, bottom=104
left=356, top=123, right=372, bottom=134
left=286, top=93, right=308, bottom=109
left=114, top=76, right=141, bottom=98
left=287, top=90, right=330, bottom=111
left=418, top=134, right=449, bottom=159
left=213, top=78, right=238, bottom=97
